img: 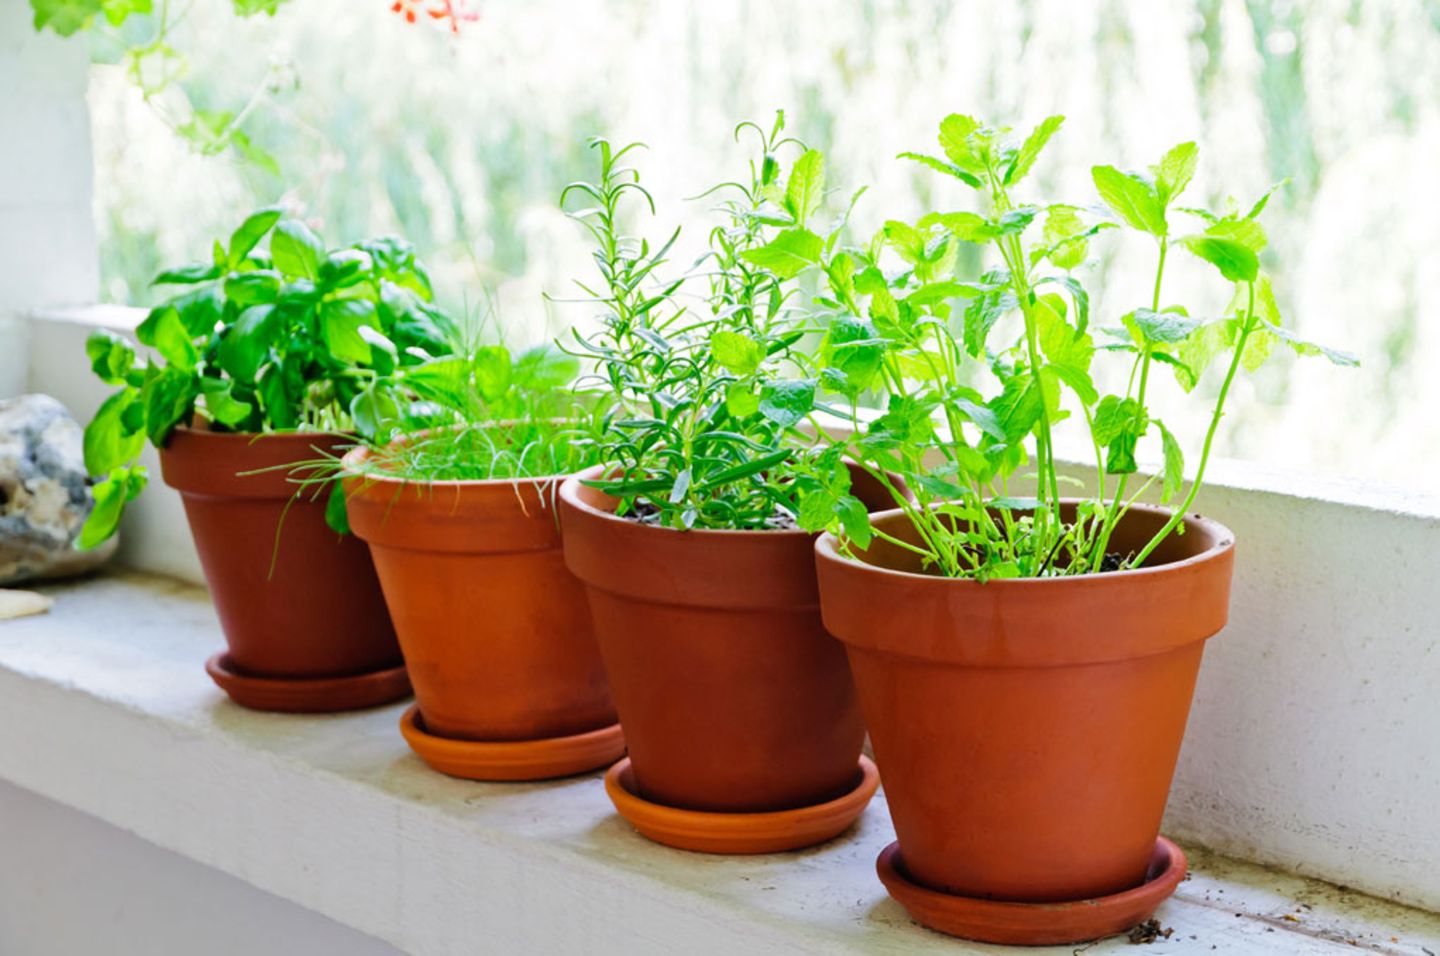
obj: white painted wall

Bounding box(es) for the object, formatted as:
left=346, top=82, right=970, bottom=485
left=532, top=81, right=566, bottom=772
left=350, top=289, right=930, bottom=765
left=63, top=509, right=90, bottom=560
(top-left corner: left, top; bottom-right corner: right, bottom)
left=0, top=778, right=401, bottom=956
left=0, top=0, right=99, bottom=399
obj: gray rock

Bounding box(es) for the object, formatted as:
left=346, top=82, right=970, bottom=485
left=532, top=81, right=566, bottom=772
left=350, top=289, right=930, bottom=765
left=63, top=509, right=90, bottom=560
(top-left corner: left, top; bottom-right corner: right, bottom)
left=0, top=394, right=117, bottom=584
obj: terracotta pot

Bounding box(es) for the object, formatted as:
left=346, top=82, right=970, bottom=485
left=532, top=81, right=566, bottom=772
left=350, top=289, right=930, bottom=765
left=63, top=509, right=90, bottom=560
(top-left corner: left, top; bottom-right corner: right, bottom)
left=159, top=427, right=406, bottom=711
left=558, top=465, right=899, bottom=821
left=816, top=503, right=1234, bottom=906
left=341, top=446, right=621, bottom=779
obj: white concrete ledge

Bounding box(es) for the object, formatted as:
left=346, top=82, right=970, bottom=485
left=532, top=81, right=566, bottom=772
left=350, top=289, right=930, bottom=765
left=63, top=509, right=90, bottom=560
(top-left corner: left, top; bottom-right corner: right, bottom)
left=0, top=572, right=1437, bottom=955
left=20, top=304, right=1440, bottom=914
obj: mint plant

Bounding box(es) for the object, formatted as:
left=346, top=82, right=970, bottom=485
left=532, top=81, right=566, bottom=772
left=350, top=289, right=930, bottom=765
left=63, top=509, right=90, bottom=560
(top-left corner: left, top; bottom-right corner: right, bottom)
left=811, top=113, right=1356, bottom=578
left=561, top=115, right=869, bottom=535
left=80, top=208, right=454, bottom=547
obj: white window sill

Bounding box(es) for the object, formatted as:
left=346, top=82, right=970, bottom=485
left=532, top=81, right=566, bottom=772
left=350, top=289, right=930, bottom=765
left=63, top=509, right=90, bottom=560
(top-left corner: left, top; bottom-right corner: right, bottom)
left=0, top=572, right=1436, bottom=955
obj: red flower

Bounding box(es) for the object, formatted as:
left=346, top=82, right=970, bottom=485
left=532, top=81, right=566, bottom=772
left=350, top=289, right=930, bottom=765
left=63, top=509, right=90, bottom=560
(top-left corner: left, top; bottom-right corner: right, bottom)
left=425, top=0, right=480, bottom=34
left=390, top=0, right=423, bottom=23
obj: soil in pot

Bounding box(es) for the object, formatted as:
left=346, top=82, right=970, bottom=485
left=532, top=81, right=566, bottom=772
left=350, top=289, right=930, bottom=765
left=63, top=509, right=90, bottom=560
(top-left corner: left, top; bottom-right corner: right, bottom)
left=815, top=502, right=1234, bottom=940
left=557, top=464, right=898, bottom=853
left=159, top=426, right=407, bottom=712
left=343, top=447, right=622, bottom=781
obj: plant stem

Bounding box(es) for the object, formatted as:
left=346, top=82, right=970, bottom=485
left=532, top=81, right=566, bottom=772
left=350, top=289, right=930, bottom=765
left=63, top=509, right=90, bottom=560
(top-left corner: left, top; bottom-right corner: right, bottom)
left=1130, top=280, right=1255, bottom=567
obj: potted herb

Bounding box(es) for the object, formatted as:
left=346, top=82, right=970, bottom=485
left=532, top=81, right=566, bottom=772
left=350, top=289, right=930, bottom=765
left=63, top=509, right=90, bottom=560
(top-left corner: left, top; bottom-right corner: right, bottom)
left=556, top=121, right=886, bottom=853
left=807, top=115, right=1356, bottom=943
left=82, top=208, right=455, bottom=712
left=339, top=340, right=624, bottom=780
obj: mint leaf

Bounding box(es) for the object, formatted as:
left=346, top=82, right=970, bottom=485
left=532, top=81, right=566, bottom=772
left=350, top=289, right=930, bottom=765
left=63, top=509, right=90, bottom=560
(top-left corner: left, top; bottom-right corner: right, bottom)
left=739, top=228, right=822, bottom=279
left=1006, top=115, right=1064, bottom=184
left=784, top=149, right=826, bottom=226
left=1180, top=235, right=1259, bottom=282
left=1092, top=165, right=1167, bottom=236
left=757, top=378, right=815, bottom=427
left=31, top=0, right=104, bottom=36
left=1157, top=421, right=1185, bottom=503
left=1152, top=142, right=1198, bottom=206
left=1125, top=308, right=1202, bottom=345
left=711, top=330, right=765, bottom=376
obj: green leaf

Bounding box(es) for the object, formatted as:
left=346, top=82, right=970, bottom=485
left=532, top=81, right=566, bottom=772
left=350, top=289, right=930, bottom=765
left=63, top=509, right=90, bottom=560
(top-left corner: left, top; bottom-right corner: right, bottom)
left=1152, top=142, right=1198, bottom=206
left=937, top=114, right=987, bottom=176
left=1035, top=293, right=1093, bottom=376
left=711, top=331, right=765, bottom=376
left=1205, top=216, right=1268, bottom=253
left=258, top=361, right=299, bottom=429
left=85, top=329, right=136, bottom=385
left=77, top=476, right=123, bottom=550
left=324, top=481, right=350, bottom=535
left=725, top=383, right=760, bottom=419
left=83, top=389, right=144, bottom=476
left=31, top=0, right=104, bottom=36
left=1041, top=205, right=1088, bottom=270
left=739, top=228, right=823, bottom=279
left=988, top=377, right=1042, bottom=444
left=1179, top=235, right=1259, bottom=282
left=349, top=386, right=402, bottom=443
left=141, top=367, right=197, bottom=445
left=835, top=494, right=873, bottom=548
left=512, top=344, right=578, bottom=391
left=757, top=378, right=816, bottom=428
left=1006, top=115, right=1063, bottom=184
left=1092, top=395, right=1146, bottom=446
left=154, top=264, right=220, bottom=285
left=228, top=207, right=282, bottom=264
left=1092, top=165, right=1167, bottom=236
left=1172, top=321, right=1230, bottom=391
left=135, top=307, right=198, bottom=370
left=199, top=377, right=253, bottom=428
left=472, top=345, right=513, bottom=401
left=321, top=299, right=377, bottom=365
left=1157, top=421, right=1185, bottom=503
left=784, top=149, right=826, bottom=225
left=1261, top=322, right=1359, bottom=367
left=1125, top=308, right=1203, bottom=345
left=962, top=279, right=1016, bottom=357
left=897, top=152, right=980, bottom=188
left=820, top=316, right=885, bottom=396
left=269, top=220, right=324, bottom=280
left=223, top=270, right=281, bottom=308
left=231, top=0, right=290, bottom=15
left=216, top=305, right=279, bottom=381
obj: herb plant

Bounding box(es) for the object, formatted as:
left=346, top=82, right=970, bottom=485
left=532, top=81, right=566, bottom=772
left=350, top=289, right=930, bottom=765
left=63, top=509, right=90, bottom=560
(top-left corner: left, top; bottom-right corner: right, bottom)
left=80, top=208, right=455, bottom=547
left=561, top=115, right=870, bottom=535
left=810, top=113, right=1357, bottom=579
left=344, top=338, right=602, bottom=483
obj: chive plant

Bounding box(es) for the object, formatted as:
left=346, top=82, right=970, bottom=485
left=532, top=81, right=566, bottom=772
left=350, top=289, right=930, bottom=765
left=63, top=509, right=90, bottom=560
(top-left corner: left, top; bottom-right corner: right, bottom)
left=805, top=114, right=1357, bottom=579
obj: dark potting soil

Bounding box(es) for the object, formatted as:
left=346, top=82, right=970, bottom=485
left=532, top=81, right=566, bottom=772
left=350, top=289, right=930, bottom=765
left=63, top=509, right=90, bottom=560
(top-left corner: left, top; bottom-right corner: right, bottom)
left=1126, top=918, right=1174, bottom=944
left=1099, top=552, right=1125, bottom=573
left=622, top=500, right=799, bottom=531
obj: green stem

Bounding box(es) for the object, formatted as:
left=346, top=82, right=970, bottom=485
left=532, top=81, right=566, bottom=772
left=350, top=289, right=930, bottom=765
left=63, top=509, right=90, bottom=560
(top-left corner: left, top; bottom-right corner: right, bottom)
left=1130, top=280, right=1255, bottom=567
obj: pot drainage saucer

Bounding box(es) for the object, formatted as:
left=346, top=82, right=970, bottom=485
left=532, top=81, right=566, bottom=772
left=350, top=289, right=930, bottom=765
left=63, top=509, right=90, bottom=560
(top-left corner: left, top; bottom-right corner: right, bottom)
left=205, top=653, right=412, bottom=714
left=400, top=705, right=626, bottom=781
left=876, top=836, right=1187, bottom=946
left=604, top=755, right=879, bottom=854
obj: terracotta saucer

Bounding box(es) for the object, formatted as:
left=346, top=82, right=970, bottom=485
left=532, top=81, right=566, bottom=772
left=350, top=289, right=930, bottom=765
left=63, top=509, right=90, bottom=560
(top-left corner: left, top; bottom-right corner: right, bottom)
left=604, top=755, right=879, bottom=854
left=876, top=836, right=1188, bottom=946
left=205, top=653, right=412, bottom=714
left=399, top=705, right=626, bottom=781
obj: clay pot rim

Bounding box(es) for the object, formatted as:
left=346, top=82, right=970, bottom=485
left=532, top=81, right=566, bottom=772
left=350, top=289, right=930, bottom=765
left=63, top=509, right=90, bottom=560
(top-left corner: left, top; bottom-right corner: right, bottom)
left=168, top=422, right=355, bottom=447
left=815, top=501, right=1234, bottom=587
left=560, top=463, right=817, bottom=540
